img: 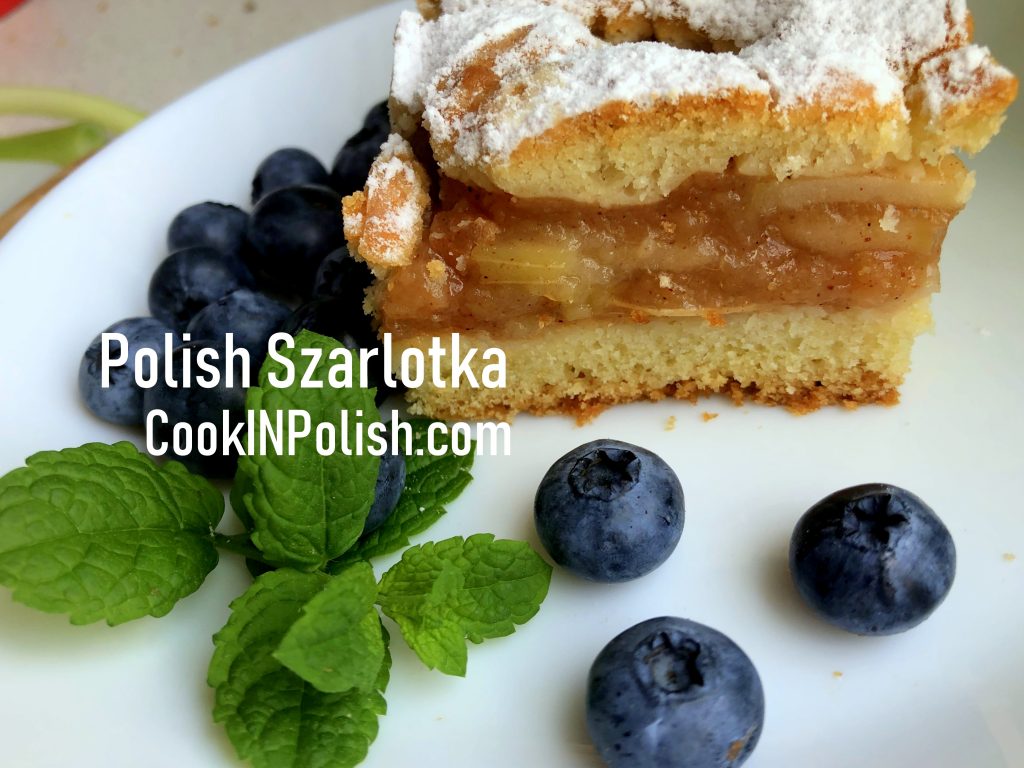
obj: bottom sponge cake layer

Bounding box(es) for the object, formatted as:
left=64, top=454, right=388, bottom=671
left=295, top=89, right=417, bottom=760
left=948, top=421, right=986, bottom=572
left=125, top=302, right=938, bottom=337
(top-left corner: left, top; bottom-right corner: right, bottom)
left=389, top=300, right=933, bottom=422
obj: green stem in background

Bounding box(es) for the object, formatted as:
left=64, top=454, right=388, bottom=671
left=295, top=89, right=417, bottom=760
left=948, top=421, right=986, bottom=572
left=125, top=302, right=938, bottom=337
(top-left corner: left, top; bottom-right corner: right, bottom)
left=211, top=532, right=273, bottom=566
left=0, top=87, right=145, bottom=134
left=0, top=122, right=108, bottom=165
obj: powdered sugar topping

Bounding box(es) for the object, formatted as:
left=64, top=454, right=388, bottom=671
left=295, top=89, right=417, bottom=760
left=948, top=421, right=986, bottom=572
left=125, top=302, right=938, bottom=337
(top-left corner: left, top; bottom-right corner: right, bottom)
left=393, top=0, right=1011, bottom=166
left=365, top=134, right=425, bottom=245
left=917, top=44, right=1015, bottom=119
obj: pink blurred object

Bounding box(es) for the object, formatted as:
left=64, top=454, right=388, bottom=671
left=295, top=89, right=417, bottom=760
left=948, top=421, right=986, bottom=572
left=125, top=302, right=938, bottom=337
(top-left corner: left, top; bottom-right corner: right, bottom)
left=0, top=0, right=27, bottom=17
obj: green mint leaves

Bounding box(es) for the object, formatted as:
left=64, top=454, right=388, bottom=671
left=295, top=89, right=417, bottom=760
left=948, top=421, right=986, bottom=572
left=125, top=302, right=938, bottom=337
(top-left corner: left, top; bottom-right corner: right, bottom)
left=0, top=331, right=551, bottom=768
left=210, top=569, right=390, bottom=768
left=0, top=442, right=223, bottom=625
left=209, top=537, right=551, bottom=768
left=378, top=535, right=552, bottom=676
left=234, top=330, right=380, bottom=570
left=274, top=561, right=385, bottom=693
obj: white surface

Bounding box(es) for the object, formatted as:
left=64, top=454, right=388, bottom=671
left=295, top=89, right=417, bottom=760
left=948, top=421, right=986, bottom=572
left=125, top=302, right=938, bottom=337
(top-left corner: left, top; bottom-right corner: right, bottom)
left=0, top=2, right=1023, bottom=767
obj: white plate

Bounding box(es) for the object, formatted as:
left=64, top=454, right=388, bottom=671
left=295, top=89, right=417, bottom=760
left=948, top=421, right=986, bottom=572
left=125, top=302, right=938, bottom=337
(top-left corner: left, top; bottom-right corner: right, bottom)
left=1, top=2, right=1022, bottom=766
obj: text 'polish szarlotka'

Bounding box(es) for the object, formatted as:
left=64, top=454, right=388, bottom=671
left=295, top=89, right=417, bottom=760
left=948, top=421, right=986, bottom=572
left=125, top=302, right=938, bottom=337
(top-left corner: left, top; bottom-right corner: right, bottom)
left=99, top=331, right=506, bottom=391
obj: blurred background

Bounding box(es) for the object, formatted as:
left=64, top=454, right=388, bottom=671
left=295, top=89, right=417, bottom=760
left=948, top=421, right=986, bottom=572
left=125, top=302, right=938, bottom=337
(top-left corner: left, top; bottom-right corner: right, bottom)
left=0, top=0, right=385, bottom=212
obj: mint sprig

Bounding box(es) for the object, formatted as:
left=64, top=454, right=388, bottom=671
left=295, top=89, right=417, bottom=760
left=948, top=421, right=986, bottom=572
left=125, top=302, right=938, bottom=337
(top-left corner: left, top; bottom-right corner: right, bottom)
left=0, top=442, right=223, bottom=625
left=210, top=569, right=391, bottom=768
left=378, top=534, right=552, bottom=676
left=234, top=330, right=380, bottom=570
left=0, top=346, right=550, bottom=768
left=208, top=532, right=550, bottom=767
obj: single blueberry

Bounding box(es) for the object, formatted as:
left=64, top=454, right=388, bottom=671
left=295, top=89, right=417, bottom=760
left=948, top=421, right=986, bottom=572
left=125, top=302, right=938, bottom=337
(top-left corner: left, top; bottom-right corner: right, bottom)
left=247, top=184, right=345, bottom=295
left=313, top=245, right=373, bottom=300
left=587, top=617, right=764, bottom=768
left=282, top=297, right=403, bottom=404
left=282, top=296, right=375, bottom=349
left=185, top=288, right=292, bottom=376
left=142, top=341, right=247, bottom=478
left=534, top=439, right=684, bottom=582
left=331, top=126, right=387, bottom=198
left=363, top=434, right=406, bottom=535
left=167, top=202, right=250, bottom=263
left=78, top=317, right=180, bottom=426
left=251, top=148, right=330, bottom=204
left=362, top=100, right=391, bottom=135
left=149, top=246, right=255, bottom=331
left=789, top=483, right=956, bottom=635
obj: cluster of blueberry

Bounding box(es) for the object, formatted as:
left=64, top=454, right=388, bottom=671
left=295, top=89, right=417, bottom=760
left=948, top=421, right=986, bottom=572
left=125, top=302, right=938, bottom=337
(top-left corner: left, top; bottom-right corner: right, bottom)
left=533, top=439, right=956, bottom=768
left=78, top=102, right=397, bottom=478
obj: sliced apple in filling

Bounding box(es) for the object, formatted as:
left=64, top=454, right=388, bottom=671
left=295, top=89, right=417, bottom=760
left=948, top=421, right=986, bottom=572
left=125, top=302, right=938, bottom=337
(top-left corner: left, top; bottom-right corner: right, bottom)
left=376, top=158, right=970, bottom=336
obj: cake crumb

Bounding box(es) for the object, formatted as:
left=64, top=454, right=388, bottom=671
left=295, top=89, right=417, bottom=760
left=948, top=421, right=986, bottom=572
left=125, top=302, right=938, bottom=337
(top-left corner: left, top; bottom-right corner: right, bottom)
left=725, top=739, right=747, bottom=762
left=96, top=0, right=109, bottom=12
left=833, top=671, right=844, bottom=679
left=205, top=13, right=221, bottom=28
left=1003, top=552, right=1017, bottom=562
left=701, top=412, right=719, bottom=422
left=243, top=0, right=258, bottom=12
left=704, top=310, right=726, bottom=327
left=665, top=415, right=677, bottom=431
left=879, top=205, right=900, bottom=233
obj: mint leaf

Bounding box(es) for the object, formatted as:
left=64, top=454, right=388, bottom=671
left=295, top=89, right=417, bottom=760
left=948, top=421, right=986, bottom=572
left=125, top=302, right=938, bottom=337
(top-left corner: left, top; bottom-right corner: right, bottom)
left=210, top=569, right=390, bottom=768
left=229, top=466, right=255, bottom=532
left=0, top=442, right=223, bottom=625
left=274, top=561, right=385, bottom=693
left=335, top=420, right=474, bottom=567
left=377, top=534, right=552, bottom=676
left=235, top=330, right=381, bottom=570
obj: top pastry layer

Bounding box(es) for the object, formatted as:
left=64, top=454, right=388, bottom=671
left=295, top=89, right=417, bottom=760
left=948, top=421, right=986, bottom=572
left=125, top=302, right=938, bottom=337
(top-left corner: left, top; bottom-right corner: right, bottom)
left=389, top=0, right=1017, bottom=204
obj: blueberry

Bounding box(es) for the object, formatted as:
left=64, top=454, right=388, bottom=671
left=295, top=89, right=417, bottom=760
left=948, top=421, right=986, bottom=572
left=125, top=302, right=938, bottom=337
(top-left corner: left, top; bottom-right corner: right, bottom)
left=185, top=288, right=291, bottom=375
left=587, top=617, right=764, bottom=768
left=78, top=317, right=180, bottom=426
left=142, top=341, right=247, bottom=478
left=168, top=202, right=250, bottom=263
left=251, top=148, right=330, bottom=204
left=789, top=483, right=956, bottom=635
left=362, top=100, right=391, bottom=135
left=331, top=127, right=387, bottom=198
left=148, top=246, right=255, bottom=331
left=363, top=435, right=406, bottom=535
left=282, top=296, right=374, bottom=348
left=534, top=440, right=684, bottom=582
left=247, top=185, right=345, bottom=295
left=282, top=297, right=402, bottom=404
left=313, top=245, right=373, bottom=300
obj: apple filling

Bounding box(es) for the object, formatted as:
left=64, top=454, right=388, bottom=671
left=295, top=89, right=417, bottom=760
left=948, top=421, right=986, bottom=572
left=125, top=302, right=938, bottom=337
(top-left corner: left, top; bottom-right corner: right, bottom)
left=376, top=157, right=971, bottom=337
